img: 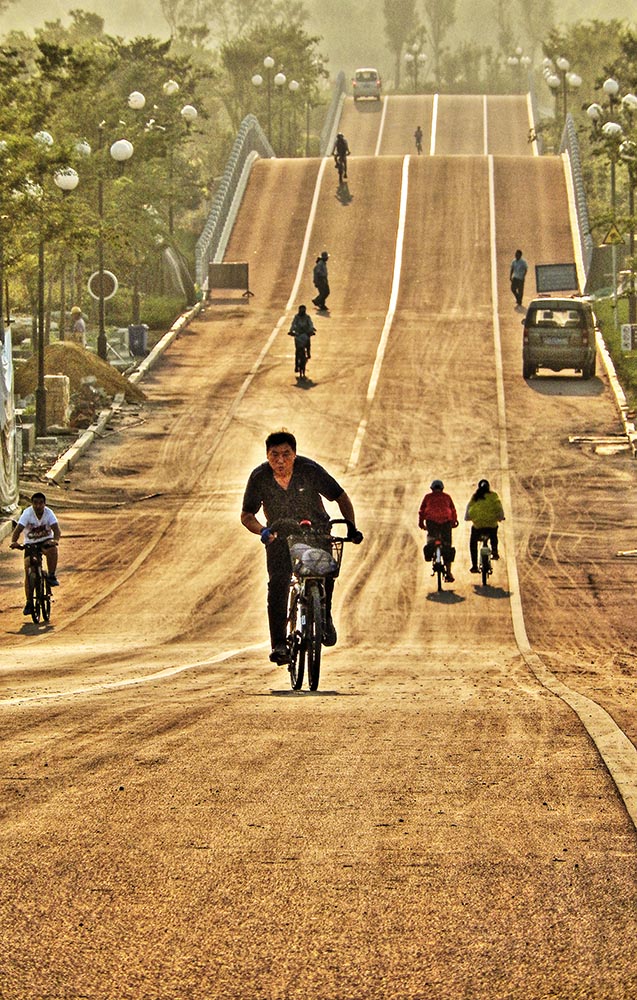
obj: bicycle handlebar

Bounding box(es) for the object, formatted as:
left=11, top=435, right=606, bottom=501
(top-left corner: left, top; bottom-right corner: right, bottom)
left=268, top=517, right=363, bottom=544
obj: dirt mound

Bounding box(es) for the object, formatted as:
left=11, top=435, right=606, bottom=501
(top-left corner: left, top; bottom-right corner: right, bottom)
left=14, top=342, right=146, bottom=403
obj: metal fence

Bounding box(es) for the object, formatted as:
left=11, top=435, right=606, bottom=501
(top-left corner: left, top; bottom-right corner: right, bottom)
left=195, top=115, right=274, bottom=287
left=560, top=113, right=595, bottom=276
left=319, top=71, right=347, bottom=156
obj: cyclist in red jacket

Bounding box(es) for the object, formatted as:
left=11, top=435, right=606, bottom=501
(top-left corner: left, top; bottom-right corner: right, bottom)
left=418, top=479, right=458, bottom=583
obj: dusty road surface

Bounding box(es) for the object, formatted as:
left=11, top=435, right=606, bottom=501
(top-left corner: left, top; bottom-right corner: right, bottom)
left=2, top=95, right=637, bottom=999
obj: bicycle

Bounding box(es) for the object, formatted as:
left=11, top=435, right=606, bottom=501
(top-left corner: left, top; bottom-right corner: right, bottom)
left=14, top=542, right=53, bottom=623
left=477, top=532, right=493, bottom=586
left=423, top=536, right=455, bottom=592
left=272, top=518, right=360, bottom=692
left=334, top=153, right=348, bottom=185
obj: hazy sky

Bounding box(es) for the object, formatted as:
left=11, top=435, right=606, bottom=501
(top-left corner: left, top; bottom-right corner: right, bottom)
left=0, top=0, right=170, bottom=39
left=0, top=0, right=633, bottom=81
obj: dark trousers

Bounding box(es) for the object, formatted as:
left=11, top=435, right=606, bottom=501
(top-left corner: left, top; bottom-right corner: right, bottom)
left=425, top=520, right=454, bottom=566
left=266, top=538, right=334, bottom=646
left=511, top=277, right=524, bottom=306
left=313, top=278, right=330, bottom=309
left=470, top=526, right=499, bottom=567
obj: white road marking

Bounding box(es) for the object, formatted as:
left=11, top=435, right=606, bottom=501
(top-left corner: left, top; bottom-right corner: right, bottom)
left=488, top=154, right=637, bottom=828
left=346, top=155, right=410, bottom=471
left=430, top=94, right=438, bottom=155
left=0, top=642, right=270, bottom=706
left=375, top=96, right=388, bottom=157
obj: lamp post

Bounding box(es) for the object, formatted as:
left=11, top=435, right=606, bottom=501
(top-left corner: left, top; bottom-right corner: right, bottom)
left=96, top=124, right=134, bottom=360
left=553, top=57, right=582, bottom=122
left=274, top=71, right=286, bottom=154
left=404, top=41, right=427, bottom=94
left=620, top=138, right=637, bottom=322
left=288, top=79, right=299, bottom=156
left=263, top=56, right=275, bottom=143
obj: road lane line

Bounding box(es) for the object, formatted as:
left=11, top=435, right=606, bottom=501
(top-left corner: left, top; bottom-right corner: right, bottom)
left=430, top=94, right=438, bottom=155
left=488, top=154, right=637, bottom=828
left=375, top=96, right=389, bottom=157
left=0, top=642, right=270, bottom=706
left=347, top=156, right=410, bottom=472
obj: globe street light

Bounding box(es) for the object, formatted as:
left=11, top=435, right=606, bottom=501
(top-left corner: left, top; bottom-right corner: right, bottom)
left=264, top=56, right=275, bottom=143
left=274, top=71, right=286, bottom=153
left=288, top=79, right=299, bottom=156
left=96, top=124, right=134, bottom=360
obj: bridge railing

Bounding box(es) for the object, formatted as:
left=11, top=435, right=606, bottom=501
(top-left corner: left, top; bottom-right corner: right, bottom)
left=319, top=71, right=347, bottom=156
left=195, top=115, right=274, bottom=288
left=559, top=113, right=594, bottom=277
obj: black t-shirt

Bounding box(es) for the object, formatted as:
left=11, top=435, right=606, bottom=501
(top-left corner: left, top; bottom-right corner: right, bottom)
left=242, top=455, right=343, bottom=528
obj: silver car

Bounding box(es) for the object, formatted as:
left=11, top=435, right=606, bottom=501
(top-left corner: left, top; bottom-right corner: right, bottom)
left=353, top=68, right=382, bottom=102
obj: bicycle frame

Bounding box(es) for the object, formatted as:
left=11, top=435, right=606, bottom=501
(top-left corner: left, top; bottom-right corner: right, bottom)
left=478, top=533, right=493, bottom=586
left=19, top=543, right=52, bottom=623
left=431, top=539, right=445, bottom=591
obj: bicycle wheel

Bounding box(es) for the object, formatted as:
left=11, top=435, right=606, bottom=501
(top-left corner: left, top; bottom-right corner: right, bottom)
left=479, top=542, right=491, bottom=586
left=306, top=582, right=323, bottom=691
left=29, top=567, right=41, bottom=623
left=286, top=590, right=304, bottom=691
left=41, top=576, right=51, bottom=623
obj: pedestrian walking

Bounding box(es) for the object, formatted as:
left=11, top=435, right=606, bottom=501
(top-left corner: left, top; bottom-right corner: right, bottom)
left=312, top=251, right=330, bottom=312
left=510, top=249, right=528, bottom=308
left=414, top=125, right=423, bottom=154
left=69, top=306, right=86, bottom=347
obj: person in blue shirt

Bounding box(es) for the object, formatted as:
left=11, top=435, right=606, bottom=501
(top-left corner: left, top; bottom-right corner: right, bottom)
left=510, top=249, right=528, bottom=308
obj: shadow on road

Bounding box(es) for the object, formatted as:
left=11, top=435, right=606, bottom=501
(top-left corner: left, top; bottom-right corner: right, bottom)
left=336, top=182, right=353, bottom=205
left=525, top=375, right=604, bottom=397
left=425, top=590, right=465, bottom=605
left=267, top=689, right=356, bottom=697
left=293, top=377, right=316, bottom=390
left=472, top=585, right=511, bottom=599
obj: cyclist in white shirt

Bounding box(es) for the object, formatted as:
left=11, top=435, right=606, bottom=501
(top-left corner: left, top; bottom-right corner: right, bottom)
left=10, top=491, right=61, bottom=615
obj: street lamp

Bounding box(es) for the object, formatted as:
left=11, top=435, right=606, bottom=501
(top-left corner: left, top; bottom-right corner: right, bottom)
left=96, top=124, right=134, bottom=360
left=405, top=41, right=426, bottom=94
left=288, top=79, right=299, bottom=156
left=274, top=71, right=286, bottom=153
left=263, top=56, right=275, bottom=143
left=553, top=57, right=581, bottom=122
left=620, top=137, right=637, bottom=322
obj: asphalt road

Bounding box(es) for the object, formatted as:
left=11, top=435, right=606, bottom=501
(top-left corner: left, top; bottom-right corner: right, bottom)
left=1, top=94, right=637, bottom=999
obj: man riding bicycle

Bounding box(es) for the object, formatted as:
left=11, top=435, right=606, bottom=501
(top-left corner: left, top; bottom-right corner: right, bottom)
left=241, top=430, right=362, bottom=665
left=332, top=132, right=350, bottom=180
left=10, top=491, right=60, bottom=615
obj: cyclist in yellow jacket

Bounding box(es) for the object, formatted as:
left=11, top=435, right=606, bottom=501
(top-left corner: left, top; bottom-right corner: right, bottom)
left=464, top=479, right=505, bottom=573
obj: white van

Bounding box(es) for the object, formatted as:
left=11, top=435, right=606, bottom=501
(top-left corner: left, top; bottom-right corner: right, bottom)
left=353, top=68, right=382, bottom=102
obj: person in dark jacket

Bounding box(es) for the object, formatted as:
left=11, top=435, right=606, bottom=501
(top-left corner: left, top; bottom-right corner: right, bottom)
left=288, top=305, right=315, bottom=378
left=241, top=429, right=362, bottom=665
left=312, top=251, right=330, bottom=311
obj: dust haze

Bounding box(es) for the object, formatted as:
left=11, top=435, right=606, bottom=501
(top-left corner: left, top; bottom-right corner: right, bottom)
left=0, top=0, right=632, bottom=81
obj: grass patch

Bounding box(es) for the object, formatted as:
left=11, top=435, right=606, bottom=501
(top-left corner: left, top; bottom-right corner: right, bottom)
left=594, top=297, right=637, bottom=413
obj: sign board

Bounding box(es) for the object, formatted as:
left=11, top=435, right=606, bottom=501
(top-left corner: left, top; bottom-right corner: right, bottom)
left=621, top=323, right=637, bottom=350
left=88, top=270, right=118, bottom=301
left=535, top=263, right=579, bottom=294
left=602, top=223, right=624, bottom=246
left=208, top=262, right=253, bottom=299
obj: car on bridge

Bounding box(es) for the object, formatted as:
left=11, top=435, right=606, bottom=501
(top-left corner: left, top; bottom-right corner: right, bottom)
left=522, top=297, right=598, bottom=380
left=352, top=68, right=382, bottom=102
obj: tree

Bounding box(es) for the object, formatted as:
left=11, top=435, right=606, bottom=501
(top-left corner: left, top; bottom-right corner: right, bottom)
left=423, top=0, right=456, bottom=87
left=383, top=0, right=417, bottom=89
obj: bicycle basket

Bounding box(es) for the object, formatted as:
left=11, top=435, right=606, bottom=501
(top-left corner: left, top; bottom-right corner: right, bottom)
left=288, top=537, right=340, bottom=578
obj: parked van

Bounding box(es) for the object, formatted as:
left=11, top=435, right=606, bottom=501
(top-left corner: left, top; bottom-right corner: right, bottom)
left=522, top=297, right=598, bottom=379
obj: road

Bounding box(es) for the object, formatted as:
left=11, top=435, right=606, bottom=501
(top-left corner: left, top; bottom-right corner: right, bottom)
left=1, top=95, right=637, bottom=999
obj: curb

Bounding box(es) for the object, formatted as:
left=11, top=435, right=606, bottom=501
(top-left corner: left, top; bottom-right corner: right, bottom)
left=595, top=329, right=637, bottom=455
left=44, top=301, right=205, bottom=485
